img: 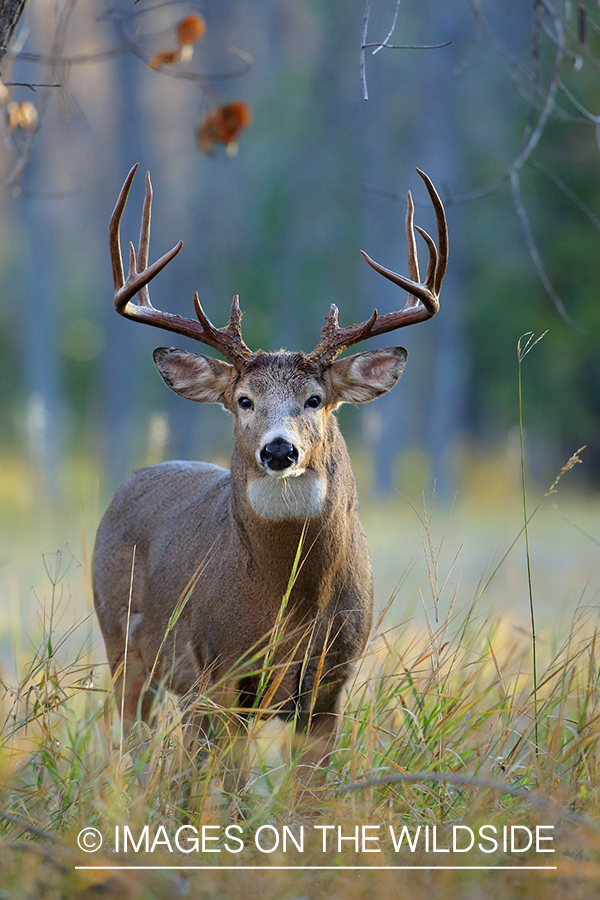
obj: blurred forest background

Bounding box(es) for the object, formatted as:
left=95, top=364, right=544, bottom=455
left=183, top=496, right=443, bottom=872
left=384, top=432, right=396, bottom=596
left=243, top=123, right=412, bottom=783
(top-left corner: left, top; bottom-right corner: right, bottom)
left=0, top=0, right=599, bottom=522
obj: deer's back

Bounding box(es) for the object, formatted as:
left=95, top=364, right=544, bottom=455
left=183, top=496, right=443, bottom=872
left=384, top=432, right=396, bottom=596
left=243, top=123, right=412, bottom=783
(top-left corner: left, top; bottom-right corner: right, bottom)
left=93, top=461, right=232, bottom=679
left=94, top=460, right=230, bottom=565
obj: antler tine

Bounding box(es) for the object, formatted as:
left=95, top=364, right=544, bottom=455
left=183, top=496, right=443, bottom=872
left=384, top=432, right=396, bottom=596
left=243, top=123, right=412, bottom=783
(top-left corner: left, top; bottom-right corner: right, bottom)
left=109, top=165, right=253, bottom=368
left=405, top=189, right=419, bottom=309
left=227, top=295, right=254, bottom=358
left=414, top=224, right=438, bottom=291
left=136, top=171, right=153, bottom=307
left=109, top=163, right=138, bottom=293
left=322, top=303, right=340, bottom=338
left=110, top=165, right=183, bottom=315
left=228, top=294, right=244, bottom=344
left=139, top=171, right=152, bottom=273
left=192, top=292, right=253, bottom=364
left=309, top=168, right=448, bottom=366
left=308, top=304, right=378, bottom=365
left=416, top=167, right=448, bottom=295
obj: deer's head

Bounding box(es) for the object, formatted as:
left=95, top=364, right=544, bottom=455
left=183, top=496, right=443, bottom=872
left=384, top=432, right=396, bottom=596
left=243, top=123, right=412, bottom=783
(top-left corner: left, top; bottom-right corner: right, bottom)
left=109, top=166, right=447, bottom=518
left=152, top=346, right=407, bottom=516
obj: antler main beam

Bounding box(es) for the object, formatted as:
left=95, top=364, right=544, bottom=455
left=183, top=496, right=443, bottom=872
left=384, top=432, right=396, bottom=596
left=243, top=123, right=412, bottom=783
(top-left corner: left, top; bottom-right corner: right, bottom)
left=110, top=165, right=447, bottom=371
left=309, top=169, right=448, bottom=365
left=110, top=164, right=252, bottom=367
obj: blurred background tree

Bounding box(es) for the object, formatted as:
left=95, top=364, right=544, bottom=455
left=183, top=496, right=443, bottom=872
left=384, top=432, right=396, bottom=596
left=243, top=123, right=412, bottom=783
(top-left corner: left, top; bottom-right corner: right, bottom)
left=0, top=0, right=598, bottom=507
left=0, top=0, right=28, bottom=65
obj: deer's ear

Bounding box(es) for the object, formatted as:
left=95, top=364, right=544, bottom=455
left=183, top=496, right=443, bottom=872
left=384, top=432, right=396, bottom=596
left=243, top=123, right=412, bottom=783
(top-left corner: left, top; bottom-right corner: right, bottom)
left=328, top=347, right=407, bottom=404
left=153, top=348, right=233, bottom=403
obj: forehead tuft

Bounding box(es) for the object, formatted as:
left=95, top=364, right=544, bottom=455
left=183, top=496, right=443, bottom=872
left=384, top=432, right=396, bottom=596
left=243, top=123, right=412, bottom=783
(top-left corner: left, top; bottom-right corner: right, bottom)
left=244, top=351, right=319, bottom=376
left=236, top=351, right=322, bottom=391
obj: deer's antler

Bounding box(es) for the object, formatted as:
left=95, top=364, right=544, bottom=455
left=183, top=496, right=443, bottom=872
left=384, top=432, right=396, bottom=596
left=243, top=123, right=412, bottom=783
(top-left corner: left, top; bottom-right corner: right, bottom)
left=309, top=169, right=448, bottom=365
left=110, top=164, right=253, bottom=367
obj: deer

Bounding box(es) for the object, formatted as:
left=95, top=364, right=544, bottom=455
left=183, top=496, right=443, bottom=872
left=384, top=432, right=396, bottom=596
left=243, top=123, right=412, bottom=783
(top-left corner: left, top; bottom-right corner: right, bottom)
left=93, top=164, right=447, bottom=789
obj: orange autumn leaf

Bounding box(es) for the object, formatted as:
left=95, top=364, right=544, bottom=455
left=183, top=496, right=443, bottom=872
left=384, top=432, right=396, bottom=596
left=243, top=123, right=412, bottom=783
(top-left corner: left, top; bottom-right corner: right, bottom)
left=149, top=14, right=206, bottom=71
left=197, top=101, right=252, bottom=154
left=149, top=49, right=181, bottom=70
left=176, top=13, right=206, bottom=46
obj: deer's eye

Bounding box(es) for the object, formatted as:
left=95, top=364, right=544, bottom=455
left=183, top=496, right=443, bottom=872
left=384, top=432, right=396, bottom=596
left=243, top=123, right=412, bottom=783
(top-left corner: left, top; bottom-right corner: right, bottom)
left=305, top=395, right=322, bottom=410
left=238, top=396, right=254, bottom=410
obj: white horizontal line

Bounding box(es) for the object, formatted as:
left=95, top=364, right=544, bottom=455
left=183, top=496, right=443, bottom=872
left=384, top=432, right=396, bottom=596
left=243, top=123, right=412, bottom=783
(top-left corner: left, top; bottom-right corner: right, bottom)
left=75, top=865, right=558, bottom=871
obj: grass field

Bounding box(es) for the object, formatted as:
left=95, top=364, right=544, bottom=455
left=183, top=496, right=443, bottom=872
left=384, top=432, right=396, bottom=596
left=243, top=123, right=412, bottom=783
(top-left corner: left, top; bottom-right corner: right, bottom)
left=1, top=453, right=599, bottom=899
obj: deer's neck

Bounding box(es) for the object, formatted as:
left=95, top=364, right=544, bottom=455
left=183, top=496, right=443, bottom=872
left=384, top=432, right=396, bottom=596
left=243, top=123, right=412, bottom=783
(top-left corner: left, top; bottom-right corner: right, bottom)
left=228, top=419, right=360, bottom=601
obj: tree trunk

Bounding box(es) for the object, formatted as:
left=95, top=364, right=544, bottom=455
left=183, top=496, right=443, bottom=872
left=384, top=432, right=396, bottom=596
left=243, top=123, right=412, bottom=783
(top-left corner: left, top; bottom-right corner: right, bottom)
left=0, top=0, right=27, bottom=69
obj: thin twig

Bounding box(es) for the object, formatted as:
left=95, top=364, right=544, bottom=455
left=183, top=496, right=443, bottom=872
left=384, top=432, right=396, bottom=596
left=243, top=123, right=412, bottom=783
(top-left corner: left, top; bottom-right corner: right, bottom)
left=360, top=0, right=449, bottom=99
left=510, top=170, right=580, bottom=329
left=360, top=0, right=371, bottom=100
left=529, top=0, right=543, bottom=135
left=558, top=81, right=600, bottom=125
left=16, top=41, right=136, bottom=66
left=577, top=0, right=587, bottom=45
left=452, top=1, right=566, bottom=207
left=4, top=81, right=61, bottom=90
left=335, top=770, right=600, bottom=834
left=363, top=41, right=451, bottom=51
left=0, top=809, right=56, bottom=842
left=371, top=0, right=402, bottom=55
left=517, top=332, right=541, bottom=756
left=530, top=159, right=600, bottom=233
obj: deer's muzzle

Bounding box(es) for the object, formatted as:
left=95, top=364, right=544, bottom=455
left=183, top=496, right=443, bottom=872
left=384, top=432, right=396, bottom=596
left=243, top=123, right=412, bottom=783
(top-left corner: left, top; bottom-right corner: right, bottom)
left=259, top=437, right=299, bottom=472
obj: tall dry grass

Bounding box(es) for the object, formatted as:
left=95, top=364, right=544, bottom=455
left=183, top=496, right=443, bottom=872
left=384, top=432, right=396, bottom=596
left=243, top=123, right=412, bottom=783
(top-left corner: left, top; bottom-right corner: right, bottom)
left=1, top=336, right=599, bottom=897
left=1, top=478, right=600, bottom=898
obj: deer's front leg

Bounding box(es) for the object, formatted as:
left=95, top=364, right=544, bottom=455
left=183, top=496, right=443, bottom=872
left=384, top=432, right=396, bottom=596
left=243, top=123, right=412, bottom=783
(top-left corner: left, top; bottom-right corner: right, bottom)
left=290, top=695, right=341, bottom=793
left=207, top=681, right=250, bottom=794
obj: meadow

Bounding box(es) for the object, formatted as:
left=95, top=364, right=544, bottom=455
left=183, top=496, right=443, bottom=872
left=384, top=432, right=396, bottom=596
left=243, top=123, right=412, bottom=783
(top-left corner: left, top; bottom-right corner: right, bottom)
left=1, top=0, right=598, bottom=894
left=1, top=442, right=599, bottom=900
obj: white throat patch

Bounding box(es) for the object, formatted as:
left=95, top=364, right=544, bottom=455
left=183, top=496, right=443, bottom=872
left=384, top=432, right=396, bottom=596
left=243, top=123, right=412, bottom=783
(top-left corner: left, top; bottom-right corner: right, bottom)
left=247, top=471, right=327, bottom=521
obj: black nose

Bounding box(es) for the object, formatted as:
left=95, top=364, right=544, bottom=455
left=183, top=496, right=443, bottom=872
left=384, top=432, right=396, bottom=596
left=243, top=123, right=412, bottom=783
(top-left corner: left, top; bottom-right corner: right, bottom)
left=260, top=438, right=299, bottom=471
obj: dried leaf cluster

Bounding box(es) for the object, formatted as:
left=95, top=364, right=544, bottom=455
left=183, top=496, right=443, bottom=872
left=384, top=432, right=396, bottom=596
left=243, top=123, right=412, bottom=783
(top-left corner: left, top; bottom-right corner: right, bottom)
left=196, top=100, right=252, bottom=156
left=0, top=80, right=38, bottom=134
left=149, top=13, right=207, bottom=70
left=147, top=15, right=253, bottom=156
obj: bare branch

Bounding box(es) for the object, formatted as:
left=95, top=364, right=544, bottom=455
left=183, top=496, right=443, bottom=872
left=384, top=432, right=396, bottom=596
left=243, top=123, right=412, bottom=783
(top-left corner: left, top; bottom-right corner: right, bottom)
left=360, top=0, right=371, bottom=101
left=0, top=808, right=56, bottom=842
left=366, top=0, right=584, bottom=329
left=530, top=159, right=600, bottom=233
left=363, top=41, right=451, bottom=51
left=4, top=80, right=60, bottom=90
left=16, top=41, right=135, bottom=67
left=335, top=769, right=600, bottom=834
left=528, top=0, right=543, bottom=136
left=510, top=169, right=581, bottom=330
left=558, top=81, right=600, bottom=125
left=577, top=0, right=587, bottom=45
left=489, top=1, right=565, bottom=182
left=371, top=0, right=401, bottom=55
left=360, top=0, right=449, bottom=101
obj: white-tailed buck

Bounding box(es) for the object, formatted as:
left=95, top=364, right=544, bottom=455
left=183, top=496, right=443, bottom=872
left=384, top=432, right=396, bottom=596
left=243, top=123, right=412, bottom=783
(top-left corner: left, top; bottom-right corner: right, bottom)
left=93, top=164, right=447, bottom=779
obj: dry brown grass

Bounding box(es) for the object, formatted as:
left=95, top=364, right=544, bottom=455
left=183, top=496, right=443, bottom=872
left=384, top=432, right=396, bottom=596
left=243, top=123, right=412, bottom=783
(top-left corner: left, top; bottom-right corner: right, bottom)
left=1, top=449, right=599, bottom=898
